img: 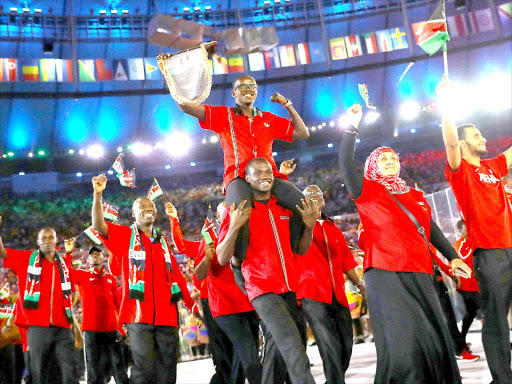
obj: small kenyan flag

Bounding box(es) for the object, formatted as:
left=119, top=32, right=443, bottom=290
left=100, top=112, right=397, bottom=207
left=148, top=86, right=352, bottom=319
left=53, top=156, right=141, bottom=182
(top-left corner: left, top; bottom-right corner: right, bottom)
left=148, top=178, right=164, bottom=201
left=201, top=207, right=218, bottom=245
left=418, top=0, right=450, bottom=55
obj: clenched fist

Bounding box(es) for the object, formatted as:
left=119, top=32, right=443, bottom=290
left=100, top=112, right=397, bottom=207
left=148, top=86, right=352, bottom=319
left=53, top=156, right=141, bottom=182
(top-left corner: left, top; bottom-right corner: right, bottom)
left=165, top=202, right=178, bottom=219
left=270, top=92, right=288, bottom=105
left=92, top=174, right=107, bottom=194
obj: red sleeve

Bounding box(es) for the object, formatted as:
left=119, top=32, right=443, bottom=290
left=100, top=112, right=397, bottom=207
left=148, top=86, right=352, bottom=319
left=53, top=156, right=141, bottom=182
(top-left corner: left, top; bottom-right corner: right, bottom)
left=197, top=105, right=227, bottom=134
left=444, top=158, right=469, bottom=181
left=270, top=113, right=293, bottom=143
left=99, top=223, right=130, bottom=269
left=110, top=277, right=121, bottom=310
left=172, top=256, right=198, bottom=313
left=217, top=210, right=231, bottom=245
left=485, top=154, right=508, bottom=178
left=108, top=252, right=122, bottom=277
left=3, top=249, right=31, bottom=275
left=431, top=246, right=452, bottom=275
left=170, top=218, right=201, bottom=259
left=70, top=269, right=86, bottom=286
left=341, top=241, right=358, bottom=273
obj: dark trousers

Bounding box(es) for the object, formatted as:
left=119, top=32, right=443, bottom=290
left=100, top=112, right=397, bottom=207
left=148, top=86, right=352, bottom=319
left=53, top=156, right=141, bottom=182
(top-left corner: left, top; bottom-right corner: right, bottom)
left=458, top=290, right=481, bottom=343
left=83, top=330, right=129, bottom=384
left=0, top=344, right=15, bottom=384
left=214, top=311, right=261, bottom=384
left=201, top=299, right=243, bottom=384
left=225, top=177, right=305, bottom=259
left=126, top=323, right=179, bottom=384
left=252, top=292, right=315, bottom=384
left=434, top=277, right=466, bottom=354
left=27, top=325, right=78, bottom=384
left=261, top=304, right=307, bottom=384
left=474, top=247, right=512, bottom=384
left=302, top=296, right=353, bottom=384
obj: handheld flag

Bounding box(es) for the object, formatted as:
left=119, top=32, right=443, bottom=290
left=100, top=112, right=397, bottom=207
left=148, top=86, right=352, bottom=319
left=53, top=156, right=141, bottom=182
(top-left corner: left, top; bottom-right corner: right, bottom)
left=111, top=153, right=125, bottom=175
left=102, top=201, right=120, bottom=222
left=357, top=84, right=376, bottom=110
left=418, top=0, right=450, bottom=55
left=148, top=178, right=164, bottom=201
left=201, top=207, right=218, bottom=245
left=84, top=226, right=103, bottom=245
left=0, top=283, right=9, bottom=300
left=0, top=306, right=14, bottom=319
left=118, top=169, right=136, bottom=189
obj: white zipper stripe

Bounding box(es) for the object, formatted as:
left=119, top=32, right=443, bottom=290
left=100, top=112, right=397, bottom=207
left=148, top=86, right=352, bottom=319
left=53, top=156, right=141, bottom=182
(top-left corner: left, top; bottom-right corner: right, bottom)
left=268, top=209, right=290, bottom=291
left=227, top=107, right=240, bottom=178
left=321, top=223, right=336, bottom=291
left=50, top=264, right=55, bottom=325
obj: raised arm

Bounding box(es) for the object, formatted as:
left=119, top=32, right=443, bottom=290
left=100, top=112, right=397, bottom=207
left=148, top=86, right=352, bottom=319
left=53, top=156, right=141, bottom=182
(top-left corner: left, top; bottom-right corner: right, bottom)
left=436, top=77, right=462, bottom=171
left=177, top=104, right=206, bottom=121
left=216, top=201, right=251, bottom=266
left=166, top=202, right=200, bottom=258
left=271, top=93, right=309, bottom=140
left=296, top=198, right=319, bottom=256
left=194, top=243, right=215, bottom=281
left=91, top=174, right=109, bottom=237
left=0, top=216, right=6, bottom=259
left=339, top=104, right=364, bottom=199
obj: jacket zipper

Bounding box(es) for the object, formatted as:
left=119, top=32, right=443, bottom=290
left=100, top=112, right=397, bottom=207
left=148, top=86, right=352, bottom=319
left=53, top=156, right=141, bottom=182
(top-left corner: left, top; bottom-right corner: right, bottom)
left=50, top=262, right=55, bottom=325
left=321, top=224, right=336, bottom=291
left=268, top=209, right=290, bottom=291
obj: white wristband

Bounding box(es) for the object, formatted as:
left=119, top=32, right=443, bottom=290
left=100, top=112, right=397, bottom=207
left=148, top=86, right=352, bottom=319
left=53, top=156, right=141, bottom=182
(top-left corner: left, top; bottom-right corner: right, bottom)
left=284, top=99, right=293, bottom=108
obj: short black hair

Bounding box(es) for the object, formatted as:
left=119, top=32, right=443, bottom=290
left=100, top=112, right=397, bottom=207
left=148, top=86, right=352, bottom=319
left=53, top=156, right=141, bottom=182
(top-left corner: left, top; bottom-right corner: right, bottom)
left=456, top=124, right=475, bottom=141
left=89, top=246, right=102, bottom=255
left=245, top=157, right=271, bottom=174
left=456, top=220, right=465, bottom=230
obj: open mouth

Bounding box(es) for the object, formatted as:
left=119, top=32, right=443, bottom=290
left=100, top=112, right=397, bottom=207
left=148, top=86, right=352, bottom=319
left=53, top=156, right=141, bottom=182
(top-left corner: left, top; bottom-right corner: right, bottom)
left=143, top=213, right=154, bottom=219
left=260, top=180, right=271, bottom=186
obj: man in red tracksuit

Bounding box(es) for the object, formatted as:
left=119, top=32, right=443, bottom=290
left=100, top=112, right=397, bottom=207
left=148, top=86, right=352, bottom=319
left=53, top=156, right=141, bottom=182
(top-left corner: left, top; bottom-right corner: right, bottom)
left=167, top=201, right=243, bottom=384
left=296, top=185, right=365, bottom=384
left=217, top=157, right=319, bottom=384
left=65, top=238, right=129, bottom=384
left=0, top=217, right=78, bottom=384
left=91, top=174, right=199, bottom=384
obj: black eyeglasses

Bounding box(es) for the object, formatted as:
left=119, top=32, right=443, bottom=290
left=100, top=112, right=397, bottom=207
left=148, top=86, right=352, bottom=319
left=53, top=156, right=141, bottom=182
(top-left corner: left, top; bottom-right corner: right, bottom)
left=235, top=84, right=258, bottom=91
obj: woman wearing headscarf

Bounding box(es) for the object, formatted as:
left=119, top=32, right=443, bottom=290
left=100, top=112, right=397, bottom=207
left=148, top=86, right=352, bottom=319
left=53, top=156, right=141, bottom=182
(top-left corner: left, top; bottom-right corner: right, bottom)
left=338, top=104, right=471, bottom=384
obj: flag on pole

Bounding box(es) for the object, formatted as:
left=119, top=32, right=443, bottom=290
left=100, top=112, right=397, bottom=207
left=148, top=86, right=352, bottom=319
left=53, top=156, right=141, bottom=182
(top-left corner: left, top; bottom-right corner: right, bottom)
left=148, top=178, right=164, bottom=201
left=447, top=14, right=469, bottom=37
left=102, top=201, right=119, bottom=222
left=111, top=153, right=125, bottom=175
left=118, top=169, right=136, bottom=188
left=201, top=208, right=218, bottom=245
left=84, top=225, right=103, bottom=245
left=0, top=283, right=9, bottom=300
left=358, top=84, right=376, bottom=110
left=0, top=306, right=13, bottom=319
left=417, top=0, right=450, bottom=55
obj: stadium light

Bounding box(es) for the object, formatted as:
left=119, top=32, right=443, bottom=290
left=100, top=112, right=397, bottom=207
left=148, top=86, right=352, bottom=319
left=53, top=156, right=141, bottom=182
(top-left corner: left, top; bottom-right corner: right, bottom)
left=194, top=7, right=201, bottom=11
left=272, top=152, right=277, bottom=156
left=76, top=172, right=83, bottom=178
left=165, top=132, right=191, bottom=157
left=122, top=10, right=129, bottom=14
left=68, top=149, right=75, bottom=154
left=209, top=136, right=219, bottom=143
left=107, top=170, right=114, bottom=175
left=190, top=162, right=196, bottom=167
left=99, top=10, right=107, bottom=14
left=19, top=172, right=25, bottom=176
left=202, top=138, right=207, bottom=144
left=477, top=73, right=512, bottom=112
left=410, top=128, right=416, bottom=134
left=364, top=110, right=381, bottom=124
left=38, top=150, right=45, bottom=156
left=79, top=149, right=85, bottom=155
left=393, top=130, right=399, bottom=137
left=205, top=6, right=212, bottom=10
left=329, top=121, right=334, bottom=127
left=34, top=9, right=42, bottom=13
left=28, top=152, right=33, bottom=158
left=327, top=143, right=334, bottom=148
left=7, top=152, right=14, bottom=157
left=10, top=7, right=18, bottom=13
left=356, top=138, right=361, bottom=143
left=338, top=114, right=351, bottom=129
left=399, top=100, right=421, bottom=121
left=22, top=8, right=30, bottom=13
left=117, top=146, right=123, bottom=152
left=132, top=142, right=153, bottom=156
left=165, top=164, right=171, bottom=170
left=87, top=144, right=105, bottom=159
left=111, top=9, right=118, bottom=14
left=183, top=7, right=190, bottom=12
left=2, top=155, right=6, bottom=158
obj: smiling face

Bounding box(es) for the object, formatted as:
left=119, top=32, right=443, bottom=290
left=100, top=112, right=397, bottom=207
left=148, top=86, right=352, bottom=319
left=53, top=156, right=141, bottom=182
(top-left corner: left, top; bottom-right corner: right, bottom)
left=132, top=197, right=157, bottom=227
left=245, top=159, right=274, bottom=194
left=460, top=126, right=487, bottom=157
left=232, top=76, right=258, bottom=106
left=37, top=227, right=57, bottom=255
left=303, top=185, right=325, bottom=213
left=376, top=151, right=400, bottom=177
left=88, top=250, right=104, bottom=267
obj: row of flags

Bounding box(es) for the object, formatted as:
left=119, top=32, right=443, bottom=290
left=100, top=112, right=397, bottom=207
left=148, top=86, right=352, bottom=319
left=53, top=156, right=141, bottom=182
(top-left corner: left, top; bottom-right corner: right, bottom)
left=1, top=4, right=506, bottom=83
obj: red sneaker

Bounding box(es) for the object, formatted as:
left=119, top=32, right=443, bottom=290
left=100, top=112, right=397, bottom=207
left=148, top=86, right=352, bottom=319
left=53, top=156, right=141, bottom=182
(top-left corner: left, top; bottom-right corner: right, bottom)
left=456, top=349, right=480, bottom=362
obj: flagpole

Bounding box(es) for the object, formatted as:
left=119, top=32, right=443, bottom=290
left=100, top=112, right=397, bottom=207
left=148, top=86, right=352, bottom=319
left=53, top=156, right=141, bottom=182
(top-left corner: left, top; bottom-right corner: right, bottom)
left=442, top=45, right=449, bottom=79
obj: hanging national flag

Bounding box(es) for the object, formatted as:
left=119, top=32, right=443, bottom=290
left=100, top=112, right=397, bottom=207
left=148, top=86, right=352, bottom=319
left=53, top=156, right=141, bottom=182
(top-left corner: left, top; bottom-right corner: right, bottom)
left=39, top=59, right=56, bottom=82
left=0, top=283, right=9, bottom=300
left=102, top=201, right=120, bottom=222
left=498, top=3, right=512, bottom=26
left=358, top=84, right=376, bottom=110
left=248, top=52, right=265, bottom=71
left=21, top=59, right=39, bottom=82
left=344, top=35, right=363, bottom=58
left=376, top=30, right=393, bottom=52
left=148, top=178, right=164, bottom=201
left=95, top=59, right=114, bottom=81
left=78, top=59, right=96, bottom=82
left=447, top=14, right=469, bottom=37
left=128, top=58, right=145, bottom=80
left=201, top=209, right=218, bottom=245
left=295, top=43, right=311, bottom=65
left=417, top=0, right=450, bottom=55
left=84, top=225, right=103, bottom=245
left=212, top=56, right=229, bottom=74
left=111, top=153, right=125, bottom=175
left=308, top=41, right=326, bottom=63
left=278, top=45, right=296, bottom=67
left=263, top=48, right=281, bottom=69
left=390, top=27, right=409, bottom=50
left=0, top=306, right=13, bottom=319
left=330, top=38, right=348, bottom=60
left=55, top=59, right=73, bottom=82
left=411, top=21, right=428, bottom=44
left=118, top=169, right=136, bottom=188
left=469, top=8, right=494, bottom=33
left=114, top=60, right=129, bottom=81
left=144, top=57, right=160, bottom=80
left=228, top=55, right=245, bottom=73
left=0, top=58, right=17, bottom=82
left=360, top=33, right=378, bottom=54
